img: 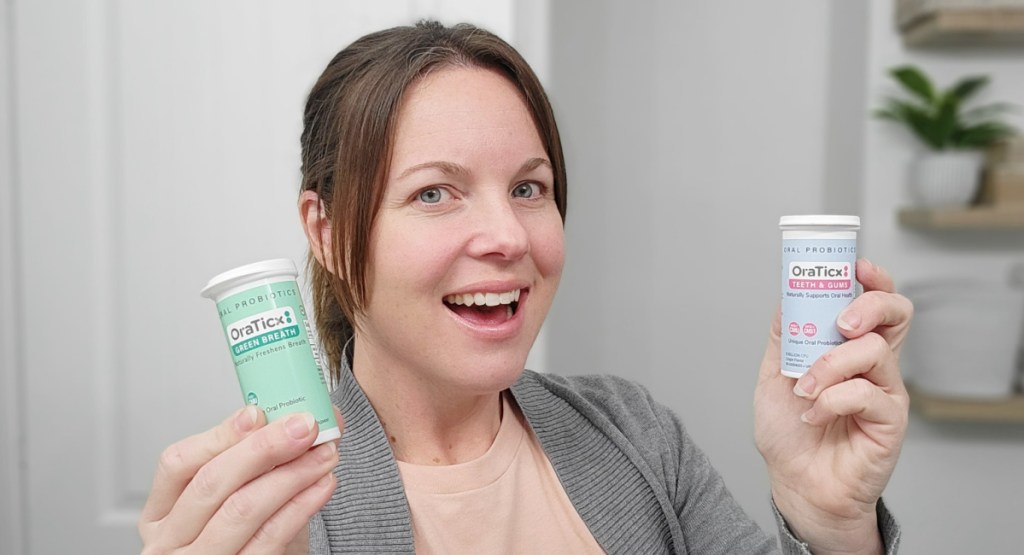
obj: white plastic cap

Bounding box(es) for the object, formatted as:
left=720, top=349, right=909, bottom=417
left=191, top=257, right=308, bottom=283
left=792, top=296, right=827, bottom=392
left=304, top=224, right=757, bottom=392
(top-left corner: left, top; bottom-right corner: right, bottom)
left=200, top=258, right=298, bottom=301
left=779, top=215, right=860, bottom=230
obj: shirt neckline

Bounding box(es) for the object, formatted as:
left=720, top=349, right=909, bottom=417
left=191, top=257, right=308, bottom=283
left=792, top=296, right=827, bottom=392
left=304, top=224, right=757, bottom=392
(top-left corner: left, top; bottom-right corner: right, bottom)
left=396, top=392, right=526, bottom=495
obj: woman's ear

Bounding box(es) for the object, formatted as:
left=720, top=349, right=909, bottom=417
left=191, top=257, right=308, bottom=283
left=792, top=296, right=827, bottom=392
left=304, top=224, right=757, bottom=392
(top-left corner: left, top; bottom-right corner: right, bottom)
left=298, top=190, right=335, bottom=272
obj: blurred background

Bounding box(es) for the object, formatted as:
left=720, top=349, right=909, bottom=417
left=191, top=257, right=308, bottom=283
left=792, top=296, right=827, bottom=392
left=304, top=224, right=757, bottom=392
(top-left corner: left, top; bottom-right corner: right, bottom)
left=2, top=0, right=1023, bottom=553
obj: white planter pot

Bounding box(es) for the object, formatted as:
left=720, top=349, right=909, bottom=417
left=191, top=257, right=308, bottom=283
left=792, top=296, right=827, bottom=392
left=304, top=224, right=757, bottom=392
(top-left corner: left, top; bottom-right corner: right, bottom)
left=902, top=280, right=1024, bottom=399
left=910, top=150, right=984, bottom=207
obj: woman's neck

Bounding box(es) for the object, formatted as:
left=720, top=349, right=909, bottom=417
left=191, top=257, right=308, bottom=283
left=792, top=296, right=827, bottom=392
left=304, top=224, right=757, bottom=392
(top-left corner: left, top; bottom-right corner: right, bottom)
left=350, top=339, right=504, bottom=466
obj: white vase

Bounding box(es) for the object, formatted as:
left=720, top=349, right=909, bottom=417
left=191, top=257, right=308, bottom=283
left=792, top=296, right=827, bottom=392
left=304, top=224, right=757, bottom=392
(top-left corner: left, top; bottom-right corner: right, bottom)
left=910, top=150, right=984, bottom=207
left=902, top=280, right=1024, bottom=399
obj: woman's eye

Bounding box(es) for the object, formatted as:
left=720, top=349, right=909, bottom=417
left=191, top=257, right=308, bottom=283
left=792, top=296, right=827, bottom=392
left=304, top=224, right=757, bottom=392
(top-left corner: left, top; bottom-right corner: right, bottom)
left=512, top=182, right=541, bottom=199
left=417, top=187, right=447, bottom=204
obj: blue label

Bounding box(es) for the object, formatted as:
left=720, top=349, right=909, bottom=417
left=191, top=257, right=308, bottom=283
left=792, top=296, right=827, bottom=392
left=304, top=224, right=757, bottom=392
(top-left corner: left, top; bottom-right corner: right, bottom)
left=780, top=239, right=857, bottom=376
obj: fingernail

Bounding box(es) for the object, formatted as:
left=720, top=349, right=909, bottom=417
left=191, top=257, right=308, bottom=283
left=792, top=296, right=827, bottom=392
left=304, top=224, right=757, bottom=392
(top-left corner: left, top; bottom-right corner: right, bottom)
left=286, top=412, right=316, bottom=439
left=836, top=309, right=860, bottom=332
left=800, top=408, right=816, bottom=424
left=316, top=441, right=338, bottom=462
left=793, top=374, right=815, bottom=398
left=235, top=406, right=260, bottom=433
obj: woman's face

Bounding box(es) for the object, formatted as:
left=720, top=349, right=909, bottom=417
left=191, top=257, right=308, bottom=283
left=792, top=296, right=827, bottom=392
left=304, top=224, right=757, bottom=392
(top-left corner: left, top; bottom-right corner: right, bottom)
left=354, top=66, right=564, bottom=394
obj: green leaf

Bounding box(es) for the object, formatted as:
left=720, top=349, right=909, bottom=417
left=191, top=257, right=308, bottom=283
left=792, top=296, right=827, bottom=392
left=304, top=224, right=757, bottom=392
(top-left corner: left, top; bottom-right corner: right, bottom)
left=877, top=97, right=926, bottom=122
left=875, top=97, right=944, bottom=148
left=961, top=102, right=1018, bottom=123
left=873, top=109, right=901, bottom=121
left=890, top=66, right=935, bottom=104
left=903, top=105, right=945, bottom=149
left=948, top=75, right=989, bottom=103
left=951, top=122, right=1017, bottom=149
left=874, top=65, right=1015, bottom=151
left=932, top=93, right=960, bottom=148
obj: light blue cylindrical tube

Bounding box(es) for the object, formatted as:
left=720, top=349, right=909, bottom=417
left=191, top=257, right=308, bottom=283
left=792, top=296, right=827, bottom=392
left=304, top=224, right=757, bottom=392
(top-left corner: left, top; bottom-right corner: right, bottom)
left=779, top=215, right=860, bottom=378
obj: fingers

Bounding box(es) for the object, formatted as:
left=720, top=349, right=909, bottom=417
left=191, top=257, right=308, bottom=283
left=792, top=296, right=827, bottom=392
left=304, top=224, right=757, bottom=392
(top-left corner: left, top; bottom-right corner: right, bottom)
left=141, top=405, right=265, bottom=525
left=155, top=412, right=322, bottom=548
left=836, top=260, right=913, bottom=352
left=856, top=258, right=895, bottom=294
left=793, top=332, right=902, bottom=398
left=236, top=411, right=340, bottom=555
left=768, top=304, right=782, bottom=341
left=800, top=377, right=907, bottom=429
left=756, top=306, right=785, bottom=383
left=238, top=472, right=337, bottom=555
left=193, top=441, right=339, bottom=554
left=784, top=261, right=912, bottom=430
left=836, top=290, right=914, bottom=345
left=837, top=290, right=913, bottom=336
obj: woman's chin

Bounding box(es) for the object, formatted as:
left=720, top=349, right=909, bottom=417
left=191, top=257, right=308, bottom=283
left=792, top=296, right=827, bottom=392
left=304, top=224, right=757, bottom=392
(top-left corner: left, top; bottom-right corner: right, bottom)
left=443, top=357, right=529, bottom=395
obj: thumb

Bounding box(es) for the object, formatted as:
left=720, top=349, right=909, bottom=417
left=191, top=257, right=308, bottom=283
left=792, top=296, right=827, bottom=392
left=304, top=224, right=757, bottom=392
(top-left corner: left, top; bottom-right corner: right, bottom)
left=758, top=305, right=784, bottom=382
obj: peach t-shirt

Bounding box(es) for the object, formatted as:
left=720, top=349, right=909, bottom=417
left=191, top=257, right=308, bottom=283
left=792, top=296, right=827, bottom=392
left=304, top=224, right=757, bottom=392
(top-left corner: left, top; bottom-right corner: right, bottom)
left=396, top=392, right=605, bottom=554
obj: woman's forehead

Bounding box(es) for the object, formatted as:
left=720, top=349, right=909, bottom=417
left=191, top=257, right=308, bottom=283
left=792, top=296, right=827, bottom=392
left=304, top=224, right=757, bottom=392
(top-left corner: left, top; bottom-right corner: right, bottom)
left=398, top=67, right=536, bottom=134
left=391, top=66, right=544, bottom=163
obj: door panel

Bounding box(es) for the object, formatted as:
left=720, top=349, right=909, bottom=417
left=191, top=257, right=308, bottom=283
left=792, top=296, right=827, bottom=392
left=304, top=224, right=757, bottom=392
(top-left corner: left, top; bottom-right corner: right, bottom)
left=13, top=1, right=517, bottom=552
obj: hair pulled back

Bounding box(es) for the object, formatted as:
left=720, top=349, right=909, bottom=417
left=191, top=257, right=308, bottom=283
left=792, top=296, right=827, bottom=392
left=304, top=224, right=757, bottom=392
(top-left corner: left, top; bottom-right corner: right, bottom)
left=300, top=20, right=566, bottom=383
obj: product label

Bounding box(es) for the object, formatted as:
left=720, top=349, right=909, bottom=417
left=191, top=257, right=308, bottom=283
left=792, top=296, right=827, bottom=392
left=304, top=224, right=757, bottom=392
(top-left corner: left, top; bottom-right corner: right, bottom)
left=787, top=261, right=852, bottom=290
left=781, top=239, right=857, bottom=376
left=213, top=279, right=337, bottom=440
left=227, top=307, right=302, bottom=355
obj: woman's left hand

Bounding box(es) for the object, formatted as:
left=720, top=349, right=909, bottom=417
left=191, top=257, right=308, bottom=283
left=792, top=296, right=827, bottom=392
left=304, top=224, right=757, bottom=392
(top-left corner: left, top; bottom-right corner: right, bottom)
left=754, top=259, right=912, bottom=555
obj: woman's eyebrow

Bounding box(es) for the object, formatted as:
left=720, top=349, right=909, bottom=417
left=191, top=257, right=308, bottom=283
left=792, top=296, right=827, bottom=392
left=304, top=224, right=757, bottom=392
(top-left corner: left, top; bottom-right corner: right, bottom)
left=518, top=157, right=552, bottom=175
left=397, top=157, right=551, bottom=180
left=397, top=160, right=470, bottom=180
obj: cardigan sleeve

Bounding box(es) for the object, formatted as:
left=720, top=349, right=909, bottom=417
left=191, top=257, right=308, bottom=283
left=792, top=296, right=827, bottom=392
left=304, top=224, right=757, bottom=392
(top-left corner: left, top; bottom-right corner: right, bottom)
left=649, top=395, right=900, bottom=554
left=647, top=397, right=780, bottom=553
left=307, top=512, right=329, bottom=555
left=527, top=371, right=783, bottom=553
left=771, top=497, right=902, bottom=555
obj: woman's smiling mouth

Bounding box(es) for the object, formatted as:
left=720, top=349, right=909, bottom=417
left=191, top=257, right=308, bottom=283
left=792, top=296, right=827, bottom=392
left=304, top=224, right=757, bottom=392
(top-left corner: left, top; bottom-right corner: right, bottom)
left=443, top=288, right=523, bottom=327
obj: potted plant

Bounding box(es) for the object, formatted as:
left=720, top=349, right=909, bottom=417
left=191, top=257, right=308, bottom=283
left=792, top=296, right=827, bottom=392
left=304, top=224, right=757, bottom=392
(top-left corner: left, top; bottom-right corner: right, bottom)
left=875, top=65, right=1017, bottom=207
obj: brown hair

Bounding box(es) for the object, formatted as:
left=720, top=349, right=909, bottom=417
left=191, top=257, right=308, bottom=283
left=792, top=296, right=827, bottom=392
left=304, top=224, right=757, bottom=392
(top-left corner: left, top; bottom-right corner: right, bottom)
left=300, top=20, right=567, bottom=383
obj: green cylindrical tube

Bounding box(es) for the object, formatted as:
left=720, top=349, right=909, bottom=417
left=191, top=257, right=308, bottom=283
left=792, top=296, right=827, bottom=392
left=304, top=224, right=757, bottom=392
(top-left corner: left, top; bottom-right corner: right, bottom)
left=201, top=258, right=340, bottom=446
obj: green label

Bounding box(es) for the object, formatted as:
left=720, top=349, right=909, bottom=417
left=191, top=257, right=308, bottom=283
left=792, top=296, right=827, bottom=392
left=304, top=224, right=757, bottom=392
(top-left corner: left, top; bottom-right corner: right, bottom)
left=231, top=324, right=301, bottom=356
left=214, top=279, right=337, bottom=436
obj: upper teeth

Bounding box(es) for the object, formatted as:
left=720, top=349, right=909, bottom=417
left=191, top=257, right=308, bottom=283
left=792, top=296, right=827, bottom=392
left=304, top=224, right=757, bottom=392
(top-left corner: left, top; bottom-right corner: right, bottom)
left=445, top=289, right=521, bottom=307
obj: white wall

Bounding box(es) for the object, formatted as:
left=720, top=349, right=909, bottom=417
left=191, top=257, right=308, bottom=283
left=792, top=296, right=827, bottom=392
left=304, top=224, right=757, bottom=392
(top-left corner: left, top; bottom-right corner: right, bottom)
left=861, top=1, right=1024, bottom=553
left=1, top=0, right=27, bottom=551
left=546, top=0, right=833, bottom=535
left=547, top=0, right=1024, bottom=553
left=862, top=2, right=1024, bottom=287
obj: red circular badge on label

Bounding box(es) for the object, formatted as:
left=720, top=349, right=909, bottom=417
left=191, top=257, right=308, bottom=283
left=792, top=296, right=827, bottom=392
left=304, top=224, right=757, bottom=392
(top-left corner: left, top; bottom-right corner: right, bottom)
left=788, top=322, right=800, bottom=336
left=802, top=323, right=817, bottom=337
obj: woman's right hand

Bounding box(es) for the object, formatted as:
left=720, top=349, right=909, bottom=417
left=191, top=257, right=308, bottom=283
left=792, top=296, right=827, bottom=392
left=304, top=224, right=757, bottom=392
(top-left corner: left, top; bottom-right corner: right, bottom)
left=139, top=405, right=342, bottom=554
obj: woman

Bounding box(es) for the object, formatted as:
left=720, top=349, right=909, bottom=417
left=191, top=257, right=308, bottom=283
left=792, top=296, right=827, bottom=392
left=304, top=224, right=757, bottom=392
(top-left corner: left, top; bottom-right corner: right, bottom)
left=140, top=21, right=911, bottom=554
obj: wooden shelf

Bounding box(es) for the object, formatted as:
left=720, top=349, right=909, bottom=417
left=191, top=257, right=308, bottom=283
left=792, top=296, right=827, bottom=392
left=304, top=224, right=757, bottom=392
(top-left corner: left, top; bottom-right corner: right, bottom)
left=898, top=206, right=1024, bottom=229
left=902, top=7, right=1024, bottom=46
left=909, top=387, right=1024, bottom=422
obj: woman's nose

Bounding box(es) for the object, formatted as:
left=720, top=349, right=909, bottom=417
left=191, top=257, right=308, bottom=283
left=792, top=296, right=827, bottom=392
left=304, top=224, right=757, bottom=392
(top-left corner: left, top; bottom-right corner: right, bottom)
left=466, top=196, right=530, bottom=261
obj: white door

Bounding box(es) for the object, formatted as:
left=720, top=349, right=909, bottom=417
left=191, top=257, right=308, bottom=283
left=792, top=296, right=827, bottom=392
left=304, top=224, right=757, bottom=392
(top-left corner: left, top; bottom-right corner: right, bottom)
left=3, top=1, right=538, bottom=552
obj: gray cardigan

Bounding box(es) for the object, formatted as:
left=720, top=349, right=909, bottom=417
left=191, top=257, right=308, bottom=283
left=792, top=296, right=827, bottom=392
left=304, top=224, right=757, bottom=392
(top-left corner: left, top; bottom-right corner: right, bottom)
left=309, top=367, right=900, bottom=554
